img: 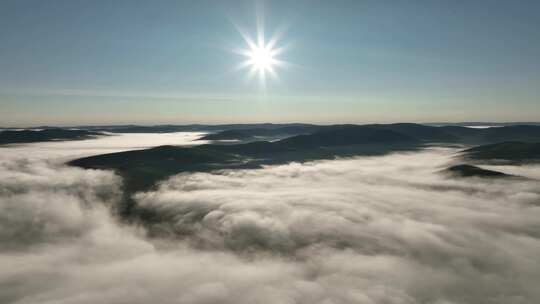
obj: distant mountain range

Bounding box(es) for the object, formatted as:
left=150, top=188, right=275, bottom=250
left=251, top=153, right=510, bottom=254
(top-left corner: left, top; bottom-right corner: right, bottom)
left=0, top=128, right=104, bottom=145
left=201, top=123, right=540, bottom=144
left=4, top=121, right=540, bottom=132
left=199, top=125, right=320, bottom=141
left=425, top=122, right=540, bottom=127
left=76, top=123, right=319, bottom=133
left=5, top=122, right=540, bottom=145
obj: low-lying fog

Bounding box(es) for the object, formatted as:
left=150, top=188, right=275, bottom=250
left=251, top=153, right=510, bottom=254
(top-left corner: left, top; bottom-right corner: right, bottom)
left=0, top=131, right=208, bottom=162
left=1, top=134, right=540, bottom=304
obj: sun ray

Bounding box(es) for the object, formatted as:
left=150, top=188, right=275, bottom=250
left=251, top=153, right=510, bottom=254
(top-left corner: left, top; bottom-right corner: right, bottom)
left=234, top=18, right=288, bottom=88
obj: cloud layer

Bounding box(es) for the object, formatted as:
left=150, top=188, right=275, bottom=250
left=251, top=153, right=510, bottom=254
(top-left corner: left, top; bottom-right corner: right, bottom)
left=1, top=144, right=540, bottom=303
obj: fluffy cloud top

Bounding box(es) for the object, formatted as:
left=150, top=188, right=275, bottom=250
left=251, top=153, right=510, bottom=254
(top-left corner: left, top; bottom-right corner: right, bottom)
left=1, top=145, right=540, bottom=303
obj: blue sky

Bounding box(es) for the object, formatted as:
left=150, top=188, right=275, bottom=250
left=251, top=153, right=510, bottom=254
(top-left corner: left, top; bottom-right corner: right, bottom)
left=1, top=0, right=539, bottom=126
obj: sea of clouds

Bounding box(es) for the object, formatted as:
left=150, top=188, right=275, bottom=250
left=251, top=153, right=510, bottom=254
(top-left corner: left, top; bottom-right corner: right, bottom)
left=1, top=134, right=540, bottom=303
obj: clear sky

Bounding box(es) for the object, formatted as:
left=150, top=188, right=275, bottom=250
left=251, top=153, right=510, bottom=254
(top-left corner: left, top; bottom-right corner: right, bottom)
left=1, top=0, right=539, bottom=126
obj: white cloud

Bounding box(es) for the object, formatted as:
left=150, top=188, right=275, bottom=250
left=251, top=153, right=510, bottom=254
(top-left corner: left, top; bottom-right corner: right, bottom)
left=1, top=145, right=540, bottom=303
left=0, top=131, right=207, bottom=163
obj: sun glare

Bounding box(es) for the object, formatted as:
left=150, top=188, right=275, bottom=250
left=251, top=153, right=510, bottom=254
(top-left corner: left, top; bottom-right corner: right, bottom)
left=234, top=19, right=288, bottom=88
left=248, top=44, right=275, bottom=71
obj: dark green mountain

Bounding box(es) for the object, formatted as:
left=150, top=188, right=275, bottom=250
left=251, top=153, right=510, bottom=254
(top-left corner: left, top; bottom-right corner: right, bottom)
left=373, top=124, right=540, bottom=144
left=443, top=164, right=515, bottom=178
left=200, top=123, right=540, bottom=143
left=277, top=125, right=418, bottom=148
left=370, top=123, right=461, bottom=142
left=463, top=142, right=540, bottom=163
left=7, top=123, right=540, bottom=145
left=0, top=129, right=104, bottom=145
left=199, top=125, right=321, bottom=141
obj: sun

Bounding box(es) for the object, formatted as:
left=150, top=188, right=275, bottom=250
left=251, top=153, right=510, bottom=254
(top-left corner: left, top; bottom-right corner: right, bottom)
left=234, top=24, right=288, bottom=88
left=247, top=43, right=276, bottom=72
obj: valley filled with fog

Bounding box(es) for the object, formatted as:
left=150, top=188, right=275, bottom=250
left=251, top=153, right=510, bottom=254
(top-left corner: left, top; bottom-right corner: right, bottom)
left=0, top=132, right=208, bottom=162
left=1, top=132, right=540, bottom=303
